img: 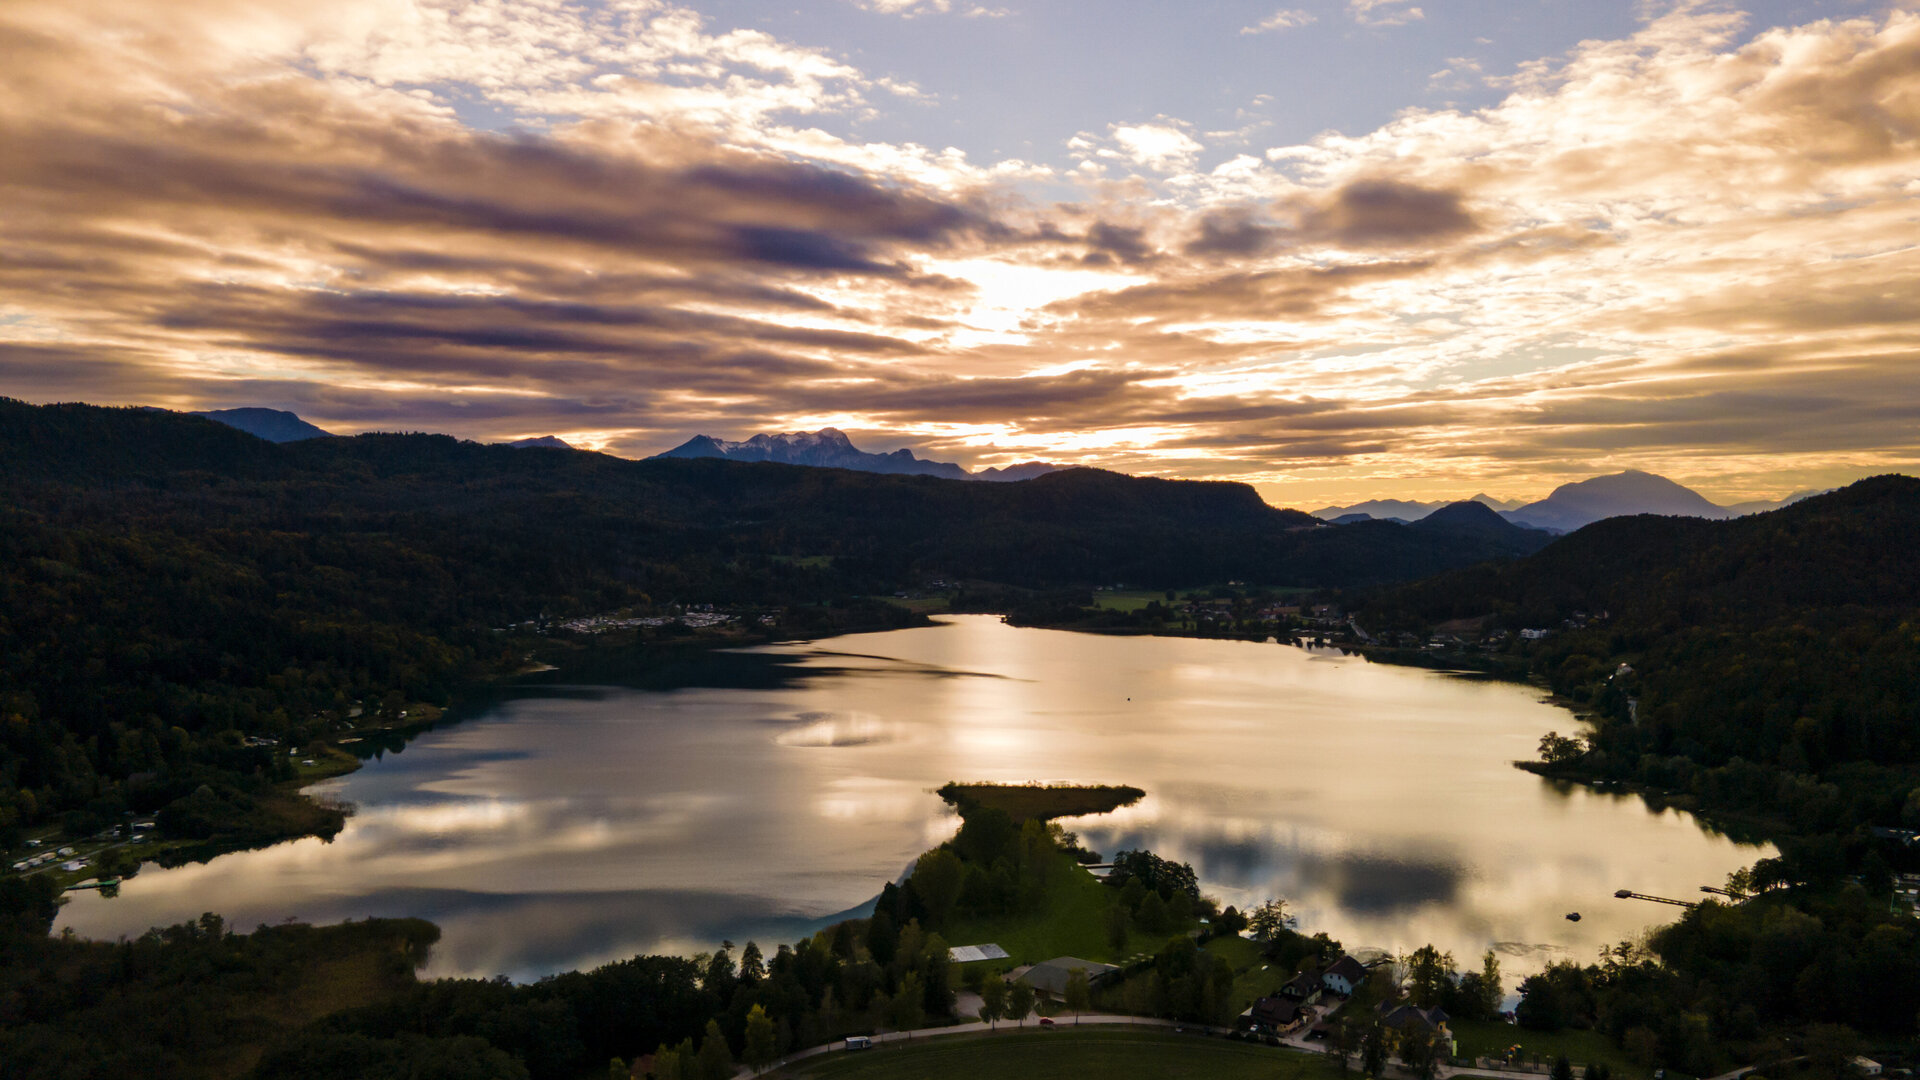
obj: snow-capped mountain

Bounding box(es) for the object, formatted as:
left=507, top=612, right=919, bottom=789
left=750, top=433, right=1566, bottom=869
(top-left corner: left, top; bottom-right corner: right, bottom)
left=653, top=428, right=1060, bottom=482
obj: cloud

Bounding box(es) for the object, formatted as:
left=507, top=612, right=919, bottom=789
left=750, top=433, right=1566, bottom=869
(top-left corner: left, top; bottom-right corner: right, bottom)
left=2, top=1, right=1918, bottom=503
left=1348, top=0, right=1424, bottom=27
left=1241, top=9, right=1317, bottom=35
left=1108, top=122, right=1205, bottom=172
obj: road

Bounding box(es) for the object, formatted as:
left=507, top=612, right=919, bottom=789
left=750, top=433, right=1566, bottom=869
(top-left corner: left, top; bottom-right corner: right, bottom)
left=746, top=1001, right=1523, bottom=1080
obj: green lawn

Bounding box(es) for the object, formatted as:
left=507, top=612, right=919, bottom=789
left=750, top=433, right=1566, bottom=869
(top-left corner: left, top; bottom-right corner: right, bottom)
left=942, top=858, right=1127, bottom=965
left=779, top=1028, right=1346, bottom=1080
left=940, top=855, right=1194, bottom=966
left=1203, top=935, right=1288, bottom=1016
left=1450, top=1019, right=1646, bottom=1078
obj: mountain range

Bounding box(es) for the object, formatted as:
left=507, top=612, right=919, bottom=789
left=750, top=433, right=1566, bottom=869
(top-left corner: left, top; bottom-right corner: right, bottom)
left=654, top=428, right=1062, bottom=482
left=169, top=409, right=1824, bottom=529
left=1315, top=470, right=1827, bottom=532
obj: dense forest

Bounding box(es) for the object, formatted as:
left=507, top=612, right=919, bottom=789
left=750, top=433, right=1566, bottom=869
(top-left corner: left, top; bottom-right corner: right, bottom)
left=0, top=398, right=1548, bottom=855
left=1356, top=476, right=1920, bottom=1073
left=1358, top=475, right=1920, bottom=849
left=0, top=794, right=1230, bottom=1080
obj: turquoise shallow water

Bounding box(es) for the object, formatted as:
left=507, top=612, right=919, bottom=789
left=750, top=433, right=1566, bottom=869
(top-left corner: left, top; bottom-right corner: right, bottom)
left=57, top=616, right=1766, bottom=980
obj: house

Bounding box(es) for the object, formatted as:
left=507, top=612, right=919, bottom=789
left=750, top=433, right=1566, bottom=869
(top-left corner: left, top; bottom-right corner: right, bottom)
left=1379, top=1003, right=1450, bottom=1033
left=1280, top=970, right=1323, bottom=1003
left=1379, top=1003, right=1457, bottom=1057
left=1853, top=1058, right=1882, bottom=1077
left=1245, top=996, right=1307, bottom=1032
left=1322, top=955, right=1368, bottom=996
left=1019, top=957, right=1119, bottom=999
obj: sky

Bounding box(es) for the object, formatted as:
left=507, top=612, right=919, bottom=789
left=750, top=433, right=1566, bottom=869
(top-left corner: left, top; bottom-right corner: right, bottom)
left=2, top=0, right=1917, bottom=507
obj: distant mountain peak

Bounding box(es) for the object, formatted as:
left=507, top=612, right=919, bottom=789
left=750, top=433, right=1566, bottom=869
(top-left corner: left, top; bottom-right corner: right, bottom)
left=653, top=428, right=1061, bottom=482
left=1501, top=470, right=1730, bottom=533
left=507, top=435, right=573, bottom=449
left=190, top=407, right=333, bottom=443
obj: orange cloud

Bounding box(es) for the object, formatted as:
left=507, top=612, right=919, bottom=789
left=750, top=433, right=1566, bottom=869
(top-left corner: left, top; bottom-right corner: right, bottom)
left=1, top=0, right=1917, bottom=504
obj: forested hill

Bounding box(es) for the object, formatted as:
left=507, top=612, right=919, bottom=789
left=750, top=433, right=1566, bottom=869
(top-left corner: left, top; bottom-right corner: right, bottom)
left=0, top=398, right=1545, bottom=591
left=1365, top=475, right=1920, bottom=628
left=1361, top=475, right=1920, bottom=846
left=0, top=399, right=1543, bottom=853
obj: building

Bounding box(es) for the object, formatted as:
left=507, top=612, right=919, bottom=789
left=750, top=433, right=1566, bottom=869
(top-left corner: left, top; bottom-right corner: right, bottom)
left=1019, top=957, right=1119, bottom=999
left=1245, top=996, right=1308, bottom=1033
left=1379, top=1003, right=1457, bottom=1057
left=1322, top=955, right=1368, bottom=996
left=1281, top=970, right=1323, bottom=1003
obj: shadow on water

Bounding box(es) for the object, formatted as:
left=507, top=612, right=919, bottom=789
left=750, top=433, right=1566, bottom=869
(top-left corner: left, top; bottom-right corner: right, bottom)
left=1535, top=775, right=1773, bottom=846
left=511, top=643, right=833, bottom=693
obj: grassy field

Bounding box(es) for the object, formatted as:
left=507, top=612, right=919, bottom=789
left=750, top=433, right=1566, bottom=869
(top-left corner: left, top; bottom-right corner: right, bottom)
left=937, top=782, right=1145, bottom=822
left=942, top=855, right=1130, bottom=964
left=1204, top=934, right=1292, bottom=1016
left=779, top=1028, right=1347, bottom=1080
left=1451, top=1019, right=1647, bottom=1078
left=940, top=853, right=1202, bottom=967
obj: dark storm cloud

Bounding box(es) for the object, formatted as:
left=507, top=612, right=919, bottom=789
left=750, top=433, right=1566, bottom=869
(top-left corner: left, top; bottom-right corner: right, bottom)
left=1057, top=259, right=1434, bottom=324
left=1301, top=179, right=1477, bottom=248
left=1184, top=207, right=1285, bottom=258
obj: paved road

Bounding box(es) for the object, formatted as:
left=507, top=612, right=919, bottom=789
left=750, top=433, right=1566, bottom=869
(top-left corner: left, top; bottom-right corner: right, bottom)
left=745, top=1014, right=1197, bottom=1076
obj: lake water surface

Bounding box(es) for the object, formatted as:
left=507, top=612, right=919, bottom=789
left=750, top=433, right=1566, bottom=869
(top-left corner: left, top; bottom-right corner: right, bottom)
left=58, top=616, right=1766, bottom=980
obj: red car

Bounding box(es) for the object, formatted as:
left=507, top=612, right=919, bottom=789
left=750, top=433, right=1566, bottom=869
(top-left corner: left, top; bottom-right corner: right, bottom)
left=1038, top=1017, right=1056, bottom=1028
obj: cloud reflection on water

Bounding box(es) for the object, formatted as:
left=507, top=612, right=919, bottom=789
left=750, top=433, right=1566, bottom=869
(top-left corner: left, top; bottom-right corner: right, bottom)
left=58, top=617, right=1767, bottom=982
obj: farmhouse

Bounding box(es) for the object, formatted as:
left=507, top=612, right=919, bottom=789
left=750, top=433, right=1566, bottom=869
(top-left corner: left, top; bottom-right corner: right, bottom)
left=1321, top=955, right=1368, bottom=996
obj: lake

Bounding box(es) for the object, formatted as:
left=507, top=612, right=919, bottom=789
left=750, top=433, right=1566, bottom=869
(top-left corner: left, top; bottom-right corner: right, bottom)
left=57, top=615, right=1766, bottom=981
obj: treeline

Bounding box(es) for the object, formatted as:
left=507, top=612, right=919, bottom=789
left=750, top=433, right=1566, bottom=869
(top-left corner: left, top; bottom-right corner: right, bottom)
left=0, top=907, right=439, bottom=1080
left=1360, top=476, right=1920, bottom=844
left=0, top=399, right=1557, bottom=852
left=1361, top=476, right=1920, bottom=1073
left=1515, top=885, right=1920, bottom=1076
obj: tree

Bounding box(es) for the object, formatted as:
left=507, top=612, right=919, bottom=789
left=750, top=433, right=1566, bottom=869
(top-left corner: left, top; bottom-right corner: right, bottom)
left=1248, top=898, right=1297, bottom=941
left=1403, top=1030, right=1444, bottom=1080
left=1105, top=903, right=1130, bottom=952
left=1538, top=731, right=1584, bottom=766
left=892, top=971, right=926, bottom=1033
left=1007, top=980, right=1035, bottom=1027
left=1479, top=948, right=1503, bottom=1017
left=979, top=975, right=1007, bottom=1030
left=744, top=1004, right=775, bottom=1072
left=651, top=1042, right=685, bottom=1080
left=1327, top=1018, right=1355, bottom=1073
left=695, top=1019, right=733, bottom=1080
left=910, top=848, right=965, bottom=926
left=1212, top=905, right=1249, bottom=937
left=1803, top=1023, right=1861, bottom=1080
left=1361, top=1021, right=1388, bottom=1076
left=1137, top=892, right=1169, bottom=934
left=1551, top=1056, right=1575, bottom=1080
left=610, top=1057, right=628, bottom=1080
left=1064, top=968, right=1091, bottom=1025
left=1404, top=945, right=1456, bottom=1008
left=740, top=940, right=766, bottom=983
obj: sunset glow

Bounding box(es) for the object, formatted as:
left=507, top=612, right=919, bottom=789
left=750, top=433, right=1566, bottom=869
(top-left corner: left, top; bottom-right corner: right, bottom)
left=3, top=0, right=1917, bottom=504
